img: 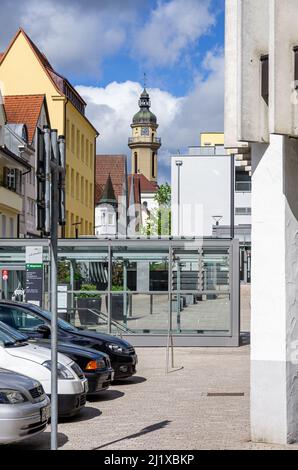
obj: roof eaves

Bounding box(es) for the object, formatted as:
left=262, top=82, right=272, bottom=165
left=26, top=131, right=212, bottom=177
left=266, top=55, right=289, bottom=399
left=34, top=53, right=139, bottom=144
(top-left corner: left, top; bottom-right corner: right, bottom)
left=0, top=145, right=31, bottom=170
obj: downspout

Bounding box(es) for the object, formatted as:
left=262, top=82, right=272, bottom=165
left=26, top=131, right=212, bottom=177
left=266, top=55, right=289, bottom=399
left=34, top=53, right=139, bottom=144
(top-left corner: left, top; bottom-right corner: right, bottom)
left=62, top=97, right=68, bottom=239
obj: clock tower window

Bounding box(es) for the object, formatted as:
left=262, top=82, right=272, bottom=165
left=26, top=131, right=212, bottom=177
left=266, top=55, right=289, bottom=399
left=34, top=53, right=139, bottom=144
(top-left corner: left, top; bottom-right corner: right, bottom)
left=134, top=152, right=138, bottom=174
left=152, top=152, right=155, bottom=178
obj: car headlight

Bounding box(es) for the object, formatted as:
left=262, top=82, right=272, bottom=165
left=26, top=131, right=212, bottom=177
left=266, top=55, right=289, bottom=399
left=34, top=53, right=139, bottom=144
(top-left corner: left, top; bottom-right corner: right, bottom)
left=0, top=390, right=28, bottom=404
left=107, top=343, right=128, bottom=354
left=42, top=361, right=75, bottom=380
left=85, top=359, right=106, bottom=371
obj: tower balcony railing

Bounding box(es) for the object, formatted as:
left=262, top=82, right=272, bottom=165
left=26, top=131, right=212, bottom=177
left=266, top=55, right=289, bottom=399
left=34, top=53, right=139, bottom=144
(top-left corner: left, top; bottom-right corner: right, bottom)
left=128, top=137, right=161, bottom=145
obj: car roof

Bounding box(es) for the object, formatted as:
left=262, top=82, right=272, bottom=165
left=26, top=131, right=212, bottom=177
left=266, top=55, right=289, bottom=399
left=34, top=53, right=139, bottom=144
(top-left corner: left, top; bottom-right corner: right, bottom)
left=0, top=300, right=34, bottom=307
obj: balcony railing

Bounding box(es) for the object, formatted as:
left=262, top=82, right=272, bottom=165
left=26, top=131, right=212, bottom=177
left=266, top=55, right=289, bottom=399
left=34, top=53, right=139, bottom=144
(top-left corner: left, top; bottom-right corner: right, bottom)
left=128, top=137, right=161, bottom=145
left=235, top=181, right=251, bottom=192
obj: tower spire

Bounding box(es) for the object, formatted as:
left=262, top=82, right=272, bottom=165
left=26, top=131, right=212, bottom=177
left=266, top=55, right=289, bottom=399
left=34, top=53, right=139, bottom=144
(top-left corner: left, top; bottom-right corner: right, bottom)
left=128, top=78, right=161, bottom=182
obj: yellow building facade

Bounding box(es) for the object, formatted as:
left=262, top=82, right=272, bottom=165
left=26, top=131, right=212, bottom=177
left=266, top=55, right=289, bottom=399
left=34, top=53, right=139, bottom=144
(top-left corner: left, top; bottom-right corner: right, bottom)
left=0, top=29, right=98, bottom=237
left=200, top=132, right=224, bottom=147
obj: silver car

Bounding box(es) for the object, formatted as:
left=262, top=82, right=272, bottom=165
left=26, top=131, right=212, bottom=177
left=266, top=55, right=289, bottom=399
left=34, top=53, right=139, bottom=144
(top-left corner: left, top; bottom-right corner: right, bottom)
left=0, top=368, right=50, bottom=444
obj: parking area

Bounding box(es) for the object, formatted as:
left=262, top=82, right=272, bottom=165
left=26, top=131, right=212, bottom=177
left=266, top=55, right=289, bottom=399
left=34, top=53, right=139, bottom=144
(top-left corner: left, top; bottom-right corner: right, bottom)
left=5, top=285, right=298, bottom=451
left=5, top=345, right=296, bottom=450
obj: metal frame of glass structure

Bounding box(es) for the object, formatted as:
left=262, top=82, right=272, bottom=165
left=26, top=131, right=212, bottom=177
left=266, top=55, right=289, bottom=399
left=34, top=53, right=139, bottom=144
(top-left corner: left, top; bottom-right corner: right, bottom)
left=0, top=238, right=239, bottom=346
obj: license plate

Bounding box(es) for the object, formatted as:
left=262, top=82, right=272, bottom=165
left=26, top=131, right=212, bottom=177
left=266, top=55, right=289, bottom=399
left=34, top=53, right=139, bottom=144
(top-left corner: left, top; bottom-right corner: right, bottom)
left=41, top=406, right=50, bottom=422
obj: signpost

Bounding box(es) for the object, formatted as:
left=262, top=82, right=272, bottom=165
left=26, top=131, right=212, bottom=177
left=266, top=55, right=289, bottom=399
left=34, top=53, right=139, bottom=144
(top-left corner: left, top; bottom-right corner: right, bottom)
left=37, top=126, right=66, bottom=451
left=25, top=247, right=43, bottom=307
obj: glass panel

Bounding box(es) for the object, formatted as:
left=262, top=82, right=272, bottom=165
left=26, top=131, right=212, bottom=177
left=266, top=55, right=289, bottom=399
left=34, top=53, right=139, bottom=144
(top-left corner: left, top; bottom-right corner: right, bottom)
left=110, top=293, right=169, bottom=335
left=172, top=249, right=202, bottom=292
left=171, top=293, right=231, bottom=334
left=72, top=292, right=108, bottom=332
left=0, top=242, right=235, bottom=338
left=203, top=248, right=230, bottom=292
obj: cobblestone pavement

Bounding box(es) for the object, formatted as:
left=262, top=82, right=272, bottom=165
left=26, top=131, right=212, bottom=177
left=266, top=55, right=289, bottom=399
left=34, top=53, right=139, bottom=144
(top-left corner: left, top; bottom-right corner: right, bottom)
left=6, top=286, right=298, bottom=450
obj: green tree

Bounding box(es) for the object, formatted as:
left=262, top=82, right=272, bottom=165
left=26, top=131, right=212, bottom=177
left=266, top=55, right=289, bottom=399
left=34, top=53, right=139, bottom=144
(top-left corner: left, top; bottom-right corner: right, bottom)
left=141, top=183, right=171, bottom=236
left=154, top=182, right=171, bottom=207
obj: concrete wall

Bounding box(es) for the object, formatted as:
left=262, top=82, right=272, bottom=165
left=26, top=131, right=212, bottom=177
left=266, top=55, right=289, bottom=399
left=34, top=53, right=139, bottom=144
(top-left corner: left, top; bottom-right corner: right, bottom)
left=225, top=0, right=298, bottom=445
left=251, top=134, right=298, bottom=444
left=269, top=0, right=298, bottom=136
left=225, top=0, right=269, bottom=145
left=225, top=0, right=298, bottom=146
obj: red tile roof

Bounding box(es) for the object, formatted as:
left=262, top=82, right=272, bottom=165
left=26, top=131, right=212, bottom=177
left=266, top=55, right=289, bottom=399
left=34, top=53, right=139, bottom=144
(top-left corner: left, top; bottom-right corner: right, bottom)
left=4, top=95, right=45, bottom=144
left=130, top=173, right=158, bottom=193
left=96, top=155, right=127, bottom=204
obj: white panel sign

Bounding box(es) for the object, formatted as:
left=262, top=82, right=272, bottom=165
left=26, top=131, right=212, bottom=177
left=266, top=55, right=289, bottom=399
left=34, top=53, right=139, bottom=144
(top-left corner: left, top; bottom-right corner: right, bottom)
left=25, top=246, right=43, bottom=265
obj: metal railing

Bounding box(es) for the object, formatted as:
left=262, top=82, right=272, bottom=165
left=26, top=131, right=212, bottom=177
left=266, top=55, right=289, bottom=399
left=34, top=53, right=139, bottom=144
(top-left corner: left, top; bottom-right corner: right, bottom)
left=128, top=137, right=161, bottom=144
left=57, top=306, right=134, bottom=336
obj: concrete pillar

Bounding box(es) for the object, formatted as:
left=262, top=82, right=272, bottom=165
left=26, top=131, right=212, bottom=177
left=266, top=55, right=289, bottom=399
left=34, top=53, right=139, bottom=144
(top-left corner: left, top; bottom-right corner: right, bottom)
left=251, top=134, right=298, bottom=444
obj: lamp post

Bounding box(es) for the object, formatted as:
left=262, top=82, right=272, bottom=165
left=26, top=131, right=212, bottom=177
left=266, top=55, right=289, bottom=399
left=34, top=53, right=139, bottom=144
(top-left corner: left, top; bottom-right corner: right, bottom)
left=212, top=215, right=223, bottom=237
left=175, top=160, right=183, bottom=237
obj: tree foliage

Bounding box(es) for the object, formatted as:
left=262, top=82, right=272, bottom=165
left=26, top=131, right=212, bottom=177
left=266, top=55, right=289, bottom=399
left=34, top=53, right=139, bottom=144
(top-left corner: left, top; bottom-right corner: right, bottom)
left=154, top=182, right=171, bottom=207
left=141, top=183, right=172, bottom=236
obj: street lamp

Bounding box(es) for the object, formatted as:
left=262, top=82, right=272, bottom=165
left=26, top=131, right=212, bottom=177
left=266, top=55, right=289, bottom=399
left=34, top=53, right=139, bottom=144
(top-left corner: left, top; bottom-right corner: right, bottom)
left=212, top=215, right=223, bottom=227
left=175, top=160, right=183, bottom=237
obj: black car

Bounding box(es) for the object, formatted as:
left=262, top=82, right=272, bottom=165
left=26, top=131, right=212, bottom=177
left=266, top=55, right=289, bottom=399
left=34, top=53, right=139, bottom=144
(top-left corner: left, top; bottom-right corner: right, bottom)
left=0, top=301, right=138, bottom=380
left=32, top=339, right=114, bottom=395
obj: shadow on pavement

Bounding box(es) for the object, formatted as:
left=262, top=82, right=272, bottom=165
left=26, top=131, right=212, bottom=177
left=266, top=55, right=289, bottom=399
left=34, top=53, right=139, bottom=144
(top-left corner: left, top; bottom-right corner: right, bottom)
left=3, top=431, right=68, bottom=450
left=60, top=406, right=102, bottom=423
left=112, top=376, right=147, bottom=386
left=92, top=420, right=171, bottom=450
left=87, top=389, right=125, bottom=402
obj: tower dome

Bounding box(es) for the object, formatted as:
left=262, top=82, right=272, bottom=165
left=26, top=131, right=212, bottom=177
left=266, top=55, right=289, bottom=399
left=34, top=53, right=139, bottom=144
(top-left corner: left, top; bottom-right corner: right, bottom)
left=133, top=88, right=157, bottom=125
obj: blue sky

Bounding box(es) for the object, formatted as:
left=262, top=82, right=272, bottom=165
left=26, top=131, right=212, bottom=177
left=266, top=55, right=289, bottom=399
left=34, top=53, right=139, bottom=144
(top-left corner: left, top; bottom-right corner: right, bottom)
left=73, top=0, right=225, bottom=97
left=0, top=0, right=225, bottom=183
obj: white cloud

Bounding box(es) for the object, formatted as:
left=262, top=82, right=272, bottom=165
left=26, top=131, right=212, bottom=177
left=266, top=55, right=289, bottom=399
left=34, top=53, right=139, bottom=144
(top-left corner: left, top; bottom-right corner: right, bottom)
left=17, top=0, right=137, bottom=76
left=77, top=80, right=181, bottom=155
left=0, top=0, right=219, bottom=81
left=133, top=0, right=216, bottom=67
left=77, top=49, right=224, bottom=181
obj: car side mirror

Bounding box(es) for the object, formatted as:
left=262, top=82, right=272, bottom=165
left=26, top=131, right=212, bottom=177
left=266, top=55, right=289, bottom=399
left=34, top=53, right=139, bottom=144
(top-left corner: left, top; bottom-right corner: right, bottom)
left=36, top=324, right=51, bottom=338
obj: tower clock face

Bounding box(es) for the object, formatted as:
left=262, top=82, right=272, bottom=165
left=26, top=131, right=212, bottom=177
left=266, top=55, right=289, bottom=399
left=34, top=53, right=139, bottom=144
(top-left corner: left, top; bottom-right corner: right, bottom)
left=141, top=127, right=149, bottom=136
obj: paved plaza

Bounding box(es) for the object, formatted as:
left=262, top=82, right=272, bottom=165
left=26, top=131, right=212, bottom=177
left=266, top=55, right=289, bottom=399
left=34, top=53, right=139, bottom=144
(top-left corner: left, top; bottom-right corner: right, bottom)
left=6, top=285, right=298, bottom=450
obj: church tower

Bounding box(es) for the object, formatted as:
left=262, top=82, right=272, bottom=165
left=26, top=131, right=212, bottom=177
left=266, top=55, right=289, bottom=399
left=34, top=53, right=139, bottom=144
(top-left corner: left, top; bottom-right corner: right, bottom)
left=128, top=87, right=161, bottom=182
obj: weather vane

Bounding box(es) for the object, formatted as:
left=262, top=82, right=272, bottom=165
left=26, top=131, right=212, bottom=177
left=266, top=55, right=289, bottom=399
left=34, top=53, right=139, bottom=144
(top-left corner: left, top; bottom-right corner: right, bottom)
left=143, top=72, right=147, bottom=89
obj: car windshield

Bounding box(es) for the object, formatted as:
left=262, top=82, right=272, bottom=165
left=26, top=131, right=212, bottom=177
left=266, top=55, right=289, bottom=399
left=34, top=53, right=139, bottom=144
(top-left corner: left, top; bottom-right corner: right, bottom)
left=0, top=322, right=28, bottom=347
left=26, top=304, right=78, bottom=332
left=0, top=321, right=28, bottom=343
